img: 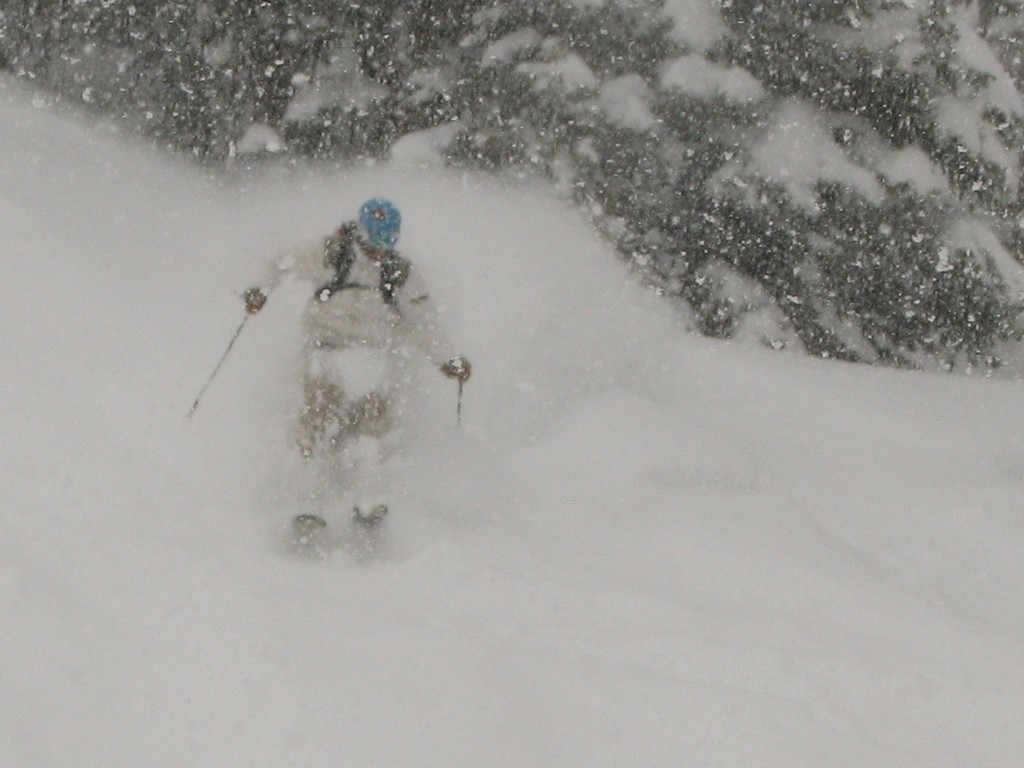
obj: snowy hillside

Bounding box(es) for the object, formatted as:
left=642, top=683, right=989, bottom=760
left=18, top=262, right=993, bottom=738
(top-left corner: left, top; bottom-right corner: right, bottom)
left=2, top=76, right=1024, bottom=767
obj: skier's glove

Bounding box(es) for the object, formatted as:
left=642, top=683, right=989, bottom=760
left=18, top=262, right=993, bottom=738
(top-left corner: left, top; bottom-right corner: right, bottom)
left=441, top=356, right=472, bottom=383
left=243, top=287, right=268, bottom=314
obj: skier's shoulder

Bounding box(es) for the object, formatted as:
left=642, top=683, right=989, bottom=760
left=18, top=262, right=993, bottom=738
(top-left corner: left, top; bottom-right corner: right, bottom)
left=387, top=251, right=413, bottom=281
left=386, top=249, right=428, bottom=292
left=325, top=221, right=358, bottom=249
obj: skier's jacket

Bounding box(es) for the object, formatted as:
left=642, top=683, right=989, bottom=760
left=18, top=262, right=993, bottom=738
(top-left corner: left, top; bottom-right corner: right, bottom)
left=266, top=224, right=456, bottom=367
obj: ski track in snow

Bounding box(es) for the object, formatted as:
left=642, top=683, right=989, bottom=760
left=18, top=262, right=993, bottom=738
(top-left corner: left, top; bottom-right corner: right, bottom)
left=2, top=76, right=1024, bottom=767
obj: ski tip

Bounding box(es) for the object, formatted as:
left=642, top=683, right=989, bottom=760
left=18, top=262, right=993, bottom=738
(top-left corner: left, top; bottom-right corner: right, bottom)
left=288, top=513, right=331, bottom=559
left=294, top=513, right=328, bottom=530
left=352, top=504, right=388, bottom=528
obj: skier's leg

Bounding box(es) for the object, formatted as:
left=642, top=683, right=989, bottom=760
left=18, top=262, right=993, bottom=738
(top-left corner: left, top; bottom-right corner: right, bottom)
left=335, top=351, right=399, bottom=521
left=305, top=348, right=397, bottom=512
left=341, top=430, right=389, bottom=523
left=345, top=389, right=393, bottom=438
left=297, top=344, right=349, bottom=458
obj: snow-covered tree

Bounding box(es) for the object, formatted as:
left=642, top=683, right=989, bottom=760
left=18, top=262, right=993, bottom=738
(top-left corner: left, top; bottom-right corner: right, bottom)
left=703, top=0, right=1024, bottom=366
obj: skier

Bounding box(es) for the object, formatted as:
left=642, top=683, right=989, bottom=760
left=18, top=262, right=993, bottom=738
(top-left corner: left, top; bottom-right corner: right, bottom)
left=244, top=198, right=471, bottom=531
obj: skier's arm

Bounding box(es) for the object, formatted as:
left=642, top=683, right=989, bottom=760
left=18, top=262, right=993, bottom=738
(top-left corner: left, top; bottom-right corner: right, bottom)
left=243, top=239, right=331, bottom=312
left=314, top=223, right=359, bottom=301
left=398, top=269, right=471, bottom=380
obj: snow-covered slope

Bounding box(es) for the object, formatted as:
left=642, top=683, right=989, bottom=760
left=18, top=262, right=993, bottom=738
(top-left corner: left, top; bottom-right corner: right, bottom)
left=2, top=77, right=1024, bottom=767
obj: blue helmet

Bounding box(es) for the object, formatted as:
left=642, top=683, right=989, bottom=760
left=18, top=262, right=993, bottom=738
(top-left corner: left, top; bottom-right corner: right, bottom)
left=359, top=198, right=401, bottom=248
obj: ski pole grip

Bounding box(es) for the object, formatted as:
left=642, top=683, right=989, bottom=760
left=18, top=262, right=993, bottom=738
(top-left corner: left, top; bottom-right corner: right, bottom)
left=243, top=287, right=268, bottom=314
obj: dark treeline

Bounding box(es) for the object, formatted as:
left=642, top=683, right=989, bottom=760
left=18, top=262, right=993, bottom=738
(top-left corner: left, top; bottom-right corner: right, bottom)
left=4, top=0, right=1024, bottom=369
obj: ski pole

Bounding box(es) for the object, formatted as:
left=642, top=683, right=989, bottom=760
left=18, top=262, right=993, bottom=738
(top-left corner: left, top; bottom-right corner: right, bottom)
left=185, top=313, right=248, bottom=421
left=457, top=379, right=464, bottom=428
left=187, top=289, right=266, bottom=419
left=442, top=356, right=471, bottom=429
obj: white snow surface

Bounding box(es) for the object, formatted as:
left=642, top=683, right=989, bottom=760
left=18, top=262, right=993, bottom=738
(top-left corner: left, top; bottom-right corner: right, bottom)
left=660, top=54, right=766, bottom=104
left=598, top=75, right=658, bottom=131
left=3, top=77, right=1024, bottom=767
left=661, top=0, right=729, bottom=50
left=717, top=100, right=886, bottom=210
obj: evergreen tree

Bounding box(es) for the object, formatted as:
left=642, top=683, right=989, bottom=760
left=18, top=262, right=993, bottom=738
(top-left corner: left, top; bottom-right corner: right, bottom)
left=707, top=0, right=1024, bottom=366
